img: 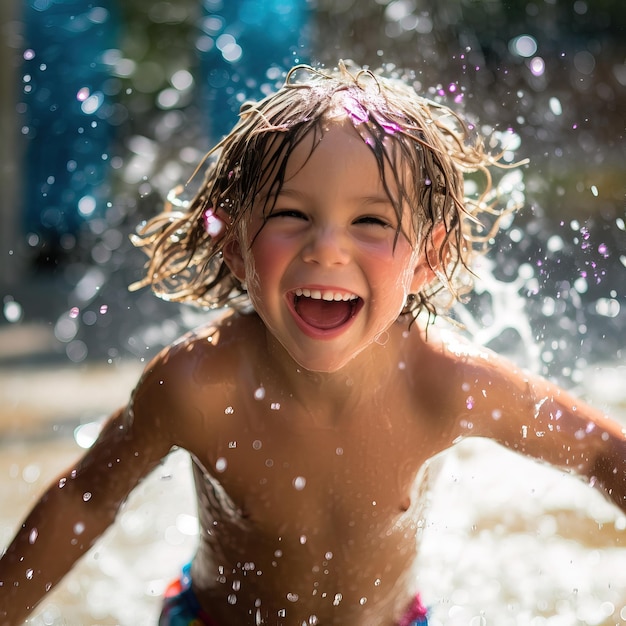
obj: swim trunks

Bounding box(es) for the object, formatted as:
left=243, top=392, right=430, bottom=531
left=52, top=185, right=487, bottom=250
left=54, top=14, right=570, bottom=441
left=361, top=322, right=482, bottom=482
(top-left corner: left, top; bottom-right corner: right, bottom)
left=159, top=563, right=219, bottom=626
left=160, top=564, right=428, bottom=625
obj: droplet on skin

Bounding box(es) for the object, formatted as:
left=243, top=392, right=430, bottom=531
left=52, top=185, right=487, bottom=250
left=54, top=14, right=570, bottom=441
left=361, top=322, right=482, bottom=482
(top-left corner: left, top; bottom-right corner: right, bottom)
left=287, top=592, right=299, bottom=602
left=26, top=569, right=34, bottom=580
left=28, top=528, right=38, bottom=544
left=293, top=476, right=306, bottom=490
left=254, top=387, right=265, bottom=400
left=82, top=492, right=92, bottom=502
left=360, top=597, right=367, bottom=605
left=215, top=457, right=227, bottom=472
left=74, top=522, right=85, bottom=535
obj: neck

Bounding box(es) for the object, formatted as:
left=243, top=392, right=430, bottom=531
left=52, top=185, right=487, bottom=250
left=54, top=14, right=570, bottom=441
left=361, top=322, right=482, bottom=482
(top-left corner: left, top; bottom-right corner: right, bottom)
left=259, top=318, right=417, bottom=418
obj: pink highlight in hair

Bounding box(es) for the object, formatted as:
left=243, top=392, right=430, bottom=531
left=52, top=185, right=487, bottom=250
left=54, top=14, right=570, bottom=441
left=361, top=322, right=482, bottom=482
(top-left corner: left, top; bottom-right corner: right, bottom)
left=203, top=208, right=225, bottom=238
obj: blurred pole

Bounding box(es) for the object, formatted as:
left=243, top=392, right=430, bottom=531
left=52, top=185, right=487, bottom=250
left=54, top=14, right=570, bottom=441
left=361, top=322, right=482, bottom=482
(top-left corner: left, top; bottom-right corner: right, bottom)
left=20, top=0, right=120, bottom=266
left=197, top=0, right=311, bottom=141
left=0, top=0, right=21, bottom=287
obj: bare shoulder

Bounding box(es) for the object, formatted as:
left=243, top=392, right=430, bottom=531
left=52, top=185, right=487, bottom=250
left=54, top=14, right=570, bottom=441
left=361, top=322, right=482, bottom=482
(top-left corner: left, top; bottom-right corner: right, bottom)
left=402, top=324, right=534, bottom=430
left=128, top=311, right=266, bottom=450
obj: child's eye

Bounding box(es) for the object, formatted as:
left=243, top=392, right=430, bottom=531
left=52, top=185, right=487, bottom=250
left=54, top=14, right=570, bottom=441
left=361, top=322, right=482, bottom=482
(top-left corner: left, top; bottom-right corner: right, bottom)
left=268, top=209, right=307, bottom=220
left=355, top=216, right=392, bottom=228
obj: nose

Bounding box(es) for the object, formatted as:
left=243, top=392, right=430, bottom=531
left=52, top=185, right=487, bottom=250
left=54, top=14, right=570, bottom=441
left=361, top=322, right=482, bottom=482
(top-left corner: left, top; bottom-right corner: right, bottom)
left=301, top=225, right=351, bottom=266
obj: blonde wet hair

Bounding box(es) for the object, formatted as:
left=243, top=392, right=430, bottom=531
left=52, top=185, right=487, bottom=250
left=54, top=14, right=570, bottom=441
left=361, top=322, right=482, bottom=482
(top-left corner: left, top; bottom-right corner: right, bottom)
left=131, top=61, right=522, bottom=320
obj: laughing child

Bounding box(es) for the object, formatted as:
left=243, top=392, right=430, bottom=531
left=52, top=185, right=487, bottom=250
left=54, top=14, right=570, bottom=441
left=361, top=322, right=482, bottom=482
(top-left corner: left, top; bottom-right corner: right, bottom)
left=1, top=62, right=625, bottom=626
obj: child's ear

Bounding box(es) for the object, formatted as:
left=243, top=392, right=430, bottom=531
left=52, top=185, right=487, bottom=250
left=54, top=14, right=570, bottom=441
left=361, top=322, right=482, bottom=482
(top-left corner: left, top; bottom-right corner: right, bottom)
left=222, top=236, right=247, bottom=284
left=409, top=223, right=448, bottom=293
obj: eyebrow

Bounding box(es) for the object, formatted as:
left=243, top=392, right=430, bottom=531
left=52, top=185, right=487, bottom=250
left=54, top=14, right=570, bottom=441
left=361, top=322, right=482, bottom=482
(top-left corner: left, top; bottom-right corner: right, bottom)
left=274, top=187, right=394, bottom=206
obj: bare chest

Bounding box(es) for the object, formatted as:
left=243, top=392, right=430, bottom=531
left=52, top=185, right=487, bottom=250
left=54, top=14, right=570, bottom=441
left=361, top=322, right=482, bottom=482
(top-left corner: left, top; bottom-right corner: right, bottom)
left=190, top=384, right=439, bottom=537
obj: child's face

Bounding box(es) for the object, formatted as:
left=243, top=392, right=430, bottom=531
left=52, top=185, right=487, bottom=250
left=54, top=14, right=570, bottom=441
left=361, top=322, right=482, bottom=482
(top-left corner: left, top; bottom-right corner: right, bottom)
left=225, top=122, right=430, bottom=372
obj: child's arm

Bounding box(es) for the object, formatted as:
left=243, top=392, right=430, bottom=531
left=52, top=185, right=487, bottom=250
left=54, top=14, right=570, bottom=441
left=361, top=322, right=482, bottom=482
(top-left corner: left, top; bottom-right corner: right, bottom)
left=452, top=350, right=626, bottom=513
left=0, top=372, right=174, bottom=625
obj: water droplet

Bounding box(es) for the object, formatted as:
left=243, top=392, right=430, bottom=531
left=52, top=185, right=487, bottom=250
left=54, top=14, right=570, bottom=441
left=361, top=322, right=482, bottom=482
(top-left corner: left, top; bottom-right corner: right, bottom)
left=333, top=593, right=342, bottom=606
left=293, top=476, right=306, bottom=490
left=466, top=396, right=475, bottom=410
left=287, top=592, right=299, bottom=602
left=215, top=457, right=227, bottom=472
left=360, top=597, right=367, bottom=605
left=28, top=528, right=38, bottom=544
left=224, top=406, right=234, bottom=415
left=254, top=386, right=266, bottom=400
left=227, top=593, right=237, bottom=604
left=270, top=402, right=281, bottom=410
left=82, top=492, right=92, bottom=502
left=74, top=522, right=85, bottom=535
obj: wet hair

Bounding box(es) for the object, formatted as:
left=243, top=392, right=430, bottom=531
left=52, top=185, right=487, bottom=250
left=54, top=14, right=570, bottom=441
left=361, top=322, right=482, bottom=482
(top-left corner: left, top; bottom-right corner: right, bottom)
left=131, top=61, right=522, bottom=320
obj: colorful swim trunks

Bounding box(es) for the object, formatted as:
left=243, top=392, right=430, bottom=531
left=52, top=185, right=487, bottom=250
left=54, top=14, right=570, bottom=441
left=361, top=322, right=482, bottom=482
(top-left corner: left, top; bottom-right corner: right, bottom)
left=159, top=563, right=219, bottom=626
left=160, top=564, right=428, bottom=625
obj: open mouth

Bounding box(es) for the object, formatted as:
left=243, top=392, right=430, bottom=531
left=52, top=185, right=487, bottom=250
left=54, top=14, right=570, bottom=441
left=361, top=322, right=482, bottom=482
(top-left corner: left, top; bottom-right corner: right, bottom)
left=292, top=288, right=362, bottom=331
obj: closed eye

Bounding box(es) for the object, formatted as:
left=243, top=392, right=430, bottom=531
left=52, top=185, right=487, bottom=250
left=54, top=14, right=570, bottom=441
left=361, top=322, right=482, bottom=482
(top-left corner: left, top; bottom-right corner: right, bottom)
left=268, top=209, right=307, bottom=220
left=354, top=216, right=392, bottom=228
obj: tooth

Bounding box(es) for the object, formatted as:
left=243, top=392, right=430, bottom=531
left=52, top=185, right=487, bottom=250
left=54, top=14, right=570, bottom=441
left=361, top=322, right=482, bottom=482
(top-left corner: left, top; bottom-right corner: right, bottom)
left=301, top=288, right=311, bottom=297
left=310, top=290, right=322, bottom=299
left=295, top=288, right=303, bottom=297
left=334, top=293, right=343, bottom=301
left=322, top=292, right=334, bottom=301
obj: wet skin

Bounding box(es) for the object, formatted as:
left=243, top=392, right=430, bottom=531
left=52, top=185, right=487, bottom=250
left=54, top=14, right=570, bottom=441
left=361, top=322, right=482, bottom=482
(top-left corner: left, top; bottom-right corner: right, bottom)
left=1, top=123, right=625, bottom=625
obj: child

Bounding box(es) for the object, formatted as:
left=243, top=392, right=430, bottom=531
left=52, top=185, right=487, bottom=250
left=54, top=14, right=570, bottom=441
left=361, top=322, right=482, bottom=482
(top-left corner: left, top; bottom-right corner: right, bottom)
left=1, top=62, right=624, bottom=626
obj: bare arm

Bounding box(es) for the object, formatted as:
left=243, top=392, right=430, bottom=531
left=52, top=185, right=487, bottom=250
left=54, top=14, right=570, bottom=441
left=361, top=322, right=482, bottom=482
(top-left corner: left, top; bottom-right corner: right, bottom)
left=447, top=347, right=626, bottom=514
left=0, top=401, right=171, bottom=624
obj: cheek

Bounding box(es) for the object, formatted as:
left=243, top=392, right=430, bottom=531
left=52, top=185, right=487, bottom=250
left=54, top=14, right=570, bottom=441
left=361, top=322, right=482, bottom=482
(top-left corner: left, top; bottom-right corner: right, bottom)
left=368, top=243, right=419, bottom=293
left=245, top=238, right=287, bottom=290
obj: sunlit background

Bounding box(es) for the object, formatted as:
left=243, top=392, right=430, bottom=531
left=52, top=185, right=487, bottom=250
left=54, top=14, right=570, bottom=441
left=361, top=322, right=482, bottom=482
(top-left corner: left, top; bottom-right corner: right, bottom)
left=0, top=1, right=625, bottom=624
